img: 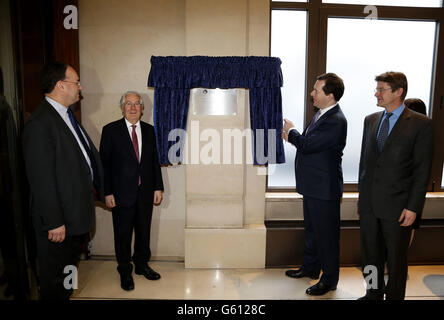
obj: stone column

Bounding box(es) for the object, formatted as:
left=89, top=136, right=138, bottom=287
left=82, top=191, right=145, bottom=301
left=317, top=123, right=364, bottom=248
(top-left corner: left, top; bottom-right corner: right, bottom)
left=184, top=89, right=266, bottom=268
left=183, top=0, right=268, bottom=269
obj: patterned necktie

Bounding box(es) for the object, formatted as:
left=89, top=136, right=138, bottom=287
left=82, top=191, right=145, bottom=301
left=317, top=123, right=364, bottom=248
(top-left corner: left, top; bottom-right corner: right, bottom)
left=377, top=112, right=393, bottom=153
left=131, top=125, right=140, bottom=161
left=306, top=111, right=320, bottom=134
left=67, top=108, right=99, bottom=189
left=131, top=125, right=141, bottom=185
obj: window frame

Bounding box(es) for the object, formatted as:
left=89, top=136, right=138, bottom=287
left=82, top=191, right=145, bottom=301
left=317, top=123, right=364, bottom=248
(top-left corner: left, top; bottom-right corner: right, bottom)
left=268, top=0, right=444, bottom=192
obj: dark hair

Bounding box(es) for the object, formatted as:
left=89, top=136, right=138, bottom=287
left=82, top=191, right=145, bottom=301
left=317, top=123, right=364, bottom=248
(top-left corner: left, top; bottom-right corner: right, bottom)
left=316, top=73, right=344, bottom=102
left=405, top=98, right=427, bottom=116
left=40, top=61, right=69, bottom=94
left=375, top=71, right=408, bottom=101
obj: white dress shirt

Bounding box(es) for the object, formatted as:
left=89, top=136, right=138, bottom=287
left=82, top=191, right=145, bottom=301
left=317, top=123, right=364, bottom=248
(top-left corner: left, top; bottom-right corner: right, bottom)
left=46, top=97, right=93, bottom=174
left=125, top=118, right=142, bottom=160
left=318, top=102, right=338, bottom=119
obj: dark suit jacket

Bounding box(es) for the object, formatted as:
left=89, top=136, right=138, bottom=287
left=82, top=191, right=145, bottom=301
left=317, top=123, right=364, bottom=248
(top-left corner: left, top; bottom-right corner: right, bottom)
left=288, top=105, right=347, bottom=200
left=100, top=118, right=164, bottom=208
left=23, top=100, right=104, bottom=236
left=358, top=107, right=433, bottom=221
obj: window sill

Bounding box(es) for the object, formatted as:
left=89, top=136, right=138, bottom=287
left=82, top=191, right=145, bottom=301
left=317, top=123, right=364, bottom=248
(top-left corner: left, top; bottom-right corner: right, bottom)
left=266, top=192, right=444, bottom=201
left=265, top=192, right=444, bottom=220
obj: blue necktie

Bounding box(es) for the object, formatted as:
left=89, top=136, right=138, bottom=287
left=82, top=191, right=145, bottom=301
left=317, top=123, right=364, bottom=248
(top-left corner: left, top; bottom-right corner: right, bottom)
left=67, top=108, right=100, bottom=189
left=377, top=112, right=393, bottom=153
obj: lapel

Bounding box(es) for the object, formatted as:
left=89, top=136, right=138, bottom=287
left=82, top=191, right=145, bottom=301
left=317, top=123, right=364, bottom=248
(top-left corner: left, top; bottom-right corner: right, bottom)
left=119, top=117, right=140, bottom=164
left=369, top=111, right=384, bottom=155
left=381, top=107, right=411, bottom=153
left=43, top=100, right=91, bottom=168
left=304, top=105, right=339, bottom=136
left=139, top=122, right=149, bottom=164
left=76, top=120, right=94, bottom=150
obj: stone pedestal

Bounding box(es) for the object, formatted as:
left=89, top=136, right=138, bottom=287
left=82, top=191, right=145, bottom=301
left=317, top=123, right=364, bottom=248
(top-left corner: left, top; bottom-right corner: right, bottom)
left=184, top=89, right=266, bottom=268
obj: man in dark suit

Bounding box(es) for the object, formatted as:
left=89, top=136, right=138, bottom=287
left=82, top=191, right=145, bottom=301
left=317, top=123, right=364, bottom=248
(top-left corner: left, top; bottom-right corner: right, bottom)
left=358, top=72, right=433, bottom=300
left=23, top=62, right=104, bottom=300
left=100, top=91, right=164, bottom=291
left=282, top=73, right=347, bottom=296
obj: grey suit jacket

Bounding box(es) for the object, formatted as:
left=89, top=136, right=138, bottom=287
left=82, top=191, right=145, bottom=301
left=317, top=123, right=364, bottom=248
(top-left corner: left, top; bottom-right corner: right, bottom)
left=23, top=100, right=104, bottom=236
left=358, top=107, right=433, bottom=221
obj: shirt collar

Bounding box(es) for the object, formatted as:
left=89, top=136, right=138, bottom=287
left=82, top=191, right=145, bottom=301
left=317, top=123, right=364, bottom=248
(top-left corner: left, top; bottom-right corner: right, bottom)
left=124, top=118, right=141, bottom=128
left=45, top=96, right=68, bottom=115
left=385, top=103, right=405, bottom=118
left=319, top=102, right=338, bottom=117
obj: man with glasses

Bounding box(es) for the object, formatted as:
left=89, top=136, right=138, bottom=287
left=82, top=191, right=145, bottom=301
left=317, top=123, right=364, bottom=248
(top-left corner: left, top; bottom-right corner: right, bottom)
left=358, top=71, right=433, bottom=300
left=100, top=91, right=163, bottom=291
left=23, top=61, right=104, bottom=299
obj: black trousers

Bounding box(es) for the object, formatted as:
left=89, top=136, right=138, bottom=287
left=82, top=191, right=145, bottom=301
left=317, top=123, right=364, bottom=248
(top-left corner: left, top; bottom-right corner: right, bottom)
left=360, top=212, right=412, bottom=300
left=301, top=196, right=340, bottom=287
left=35, top=232, right=84, bottom=300
left=112, top=188, right=154, bottom=275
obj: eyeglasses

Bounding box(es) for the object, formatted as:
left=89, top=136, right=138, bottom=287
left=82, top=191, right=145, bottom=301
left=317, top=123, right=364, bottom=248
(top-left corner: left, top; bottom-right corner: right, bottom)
left=124, top=101, right=142, bottom=108
left=62, top=80, right=81, bottom=87
left=374, top=87, right=392, bottom=93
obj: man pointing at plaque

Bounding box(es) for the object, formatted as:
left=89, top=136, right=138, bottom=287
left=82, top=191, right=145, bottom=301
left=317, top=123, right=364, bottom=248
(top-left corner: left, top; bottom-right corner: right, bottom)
left=282, top=73, right=347, bottom=296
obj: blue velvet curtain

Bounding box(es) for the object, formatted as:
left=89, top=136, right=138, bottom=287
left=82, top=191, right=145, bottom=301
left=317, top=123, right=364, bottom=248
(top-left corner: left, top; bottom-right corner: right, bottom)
left=148, top=56, right=285, bottom=165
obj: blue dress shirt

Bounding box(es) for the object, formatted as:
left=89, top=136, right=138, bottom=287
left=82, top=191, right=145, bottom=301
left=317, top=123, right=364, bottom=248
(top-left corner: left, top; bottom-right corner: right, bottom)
left=377, top=103, right=405, bottom=137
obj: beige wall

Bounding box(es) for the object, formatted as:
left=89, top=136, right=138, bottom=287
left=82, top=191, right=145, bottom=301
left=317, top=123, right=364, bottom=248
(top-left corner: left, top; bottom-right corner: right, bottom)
left=79, top=0, right=270, bottom=258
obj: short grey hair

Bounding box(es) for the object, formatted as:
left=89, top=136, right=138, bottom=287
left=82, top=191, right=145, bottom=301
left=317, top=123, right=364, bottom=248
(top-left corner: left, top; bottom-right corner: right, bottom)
left=119, top=91, right=144, bottom=108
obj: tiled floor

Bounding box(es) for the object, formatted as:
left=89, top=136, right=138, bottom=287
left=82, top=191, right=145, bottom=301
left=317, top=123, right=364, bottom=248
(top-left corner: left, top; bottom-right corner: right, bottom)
left=71, top=259, right=444, bottom=300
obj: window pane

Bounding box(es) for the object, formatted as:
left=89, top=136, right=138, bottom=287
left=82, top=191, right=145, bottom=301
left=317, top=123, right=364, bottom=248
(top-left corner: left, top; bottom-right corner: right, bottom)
left=268, top=10, right=307, bottom=188
left=323, top=0, right=442, bottom=7
left=326, top=18, right=436, bottom=183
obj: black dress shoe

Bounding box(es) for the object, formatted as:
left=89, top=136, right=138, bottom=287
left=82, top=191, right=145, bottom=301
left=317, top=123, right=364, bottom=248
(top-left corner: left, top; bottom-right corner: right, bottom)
left=135, top=265, right=161, bottom=280
left=305, top=281, right=336, bottom=296
left=120, top=273, right=134, bottom=291
left=285, top=269, right=319, bottom=280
